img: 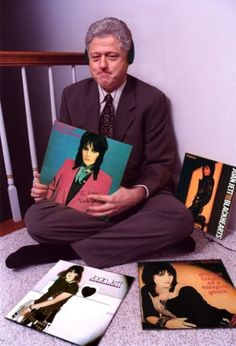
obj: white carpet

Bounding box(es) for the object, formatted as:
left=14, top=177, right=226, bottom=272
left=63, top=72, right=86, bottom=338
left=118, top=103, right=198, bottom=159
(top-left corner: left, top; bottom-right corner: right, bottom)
left=1, top=227, right=236, bottom=346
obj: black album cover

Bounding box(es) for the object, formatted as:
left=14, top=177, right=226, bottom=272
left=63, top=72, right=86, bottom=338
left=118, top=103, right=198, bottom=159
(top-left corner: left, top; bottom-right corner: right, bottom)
left=138, top=259, right=236, bottom=330
left=176, top=153, right=236, bottom=239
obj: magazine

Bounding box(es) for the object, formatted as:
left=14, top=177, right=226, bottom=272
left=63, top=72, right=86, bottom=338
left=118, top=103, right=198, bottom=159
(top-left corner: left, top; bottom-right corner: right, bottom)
left=176, top=153, right=236, bottom=239
left=6, top=260, right=134, bottom=345
left=40, top=120, right=132, bottom=215
left=138, top=259, right=236, bottom=330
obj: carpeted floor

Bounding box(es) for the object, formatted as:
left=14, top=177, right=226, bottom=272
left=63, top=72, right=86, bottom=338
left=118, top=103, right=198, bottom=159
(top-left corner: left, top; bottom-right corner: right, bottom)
left=1, top=227, right=236, bottom=346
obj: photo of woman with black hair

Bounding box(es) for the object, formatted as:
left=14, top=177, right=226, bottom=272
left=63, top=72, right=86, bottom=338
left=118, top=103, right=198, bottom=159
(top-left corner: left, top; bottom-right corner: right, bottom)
left=140, top=262, right=234, bottom=329
left=188, top=162, right=215, bottom=230
left=19, top=265, right=84, bottom=331
left=46, top=132, right=112, bottom=212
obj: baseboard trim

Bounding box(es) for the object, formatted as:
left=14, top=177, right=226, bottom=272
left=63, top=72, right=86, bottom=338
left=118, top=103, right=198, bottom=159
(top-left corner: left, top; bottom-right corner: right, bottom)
left=0, top=220, right=25, bottom=237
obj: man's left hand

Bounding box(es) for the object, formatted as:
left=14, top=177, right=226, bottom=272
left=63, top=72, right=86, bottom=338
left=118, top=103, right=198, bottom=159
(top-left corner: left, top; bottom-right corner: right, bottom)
left=87, top=186, right=146, bottom=217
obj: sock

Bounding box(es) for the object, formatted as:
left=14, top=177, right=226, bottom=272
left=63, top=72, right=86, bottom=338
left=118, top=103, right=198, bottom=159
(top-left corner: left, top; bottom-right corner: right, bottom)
left=5, top=243, right=79, bottom=269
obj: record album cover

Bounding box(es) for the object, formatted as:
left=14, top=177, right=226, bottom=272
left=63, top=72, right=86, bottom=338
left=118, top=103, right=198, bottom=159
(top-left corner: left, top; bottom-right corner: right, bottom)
left=138, top=259, right=236, bottom=330
left=40, top=121, right=132, bottom=215
left=176, top=153, right=236, bottom=239
left=6, top=260, right=134, bottom=345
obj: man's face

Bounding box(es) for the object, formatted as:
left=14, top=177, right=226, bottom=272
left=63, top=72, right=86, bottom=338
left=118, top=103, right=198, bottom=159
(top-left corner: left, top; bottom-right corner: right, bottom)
left=88, top=35, right=129, bottom=92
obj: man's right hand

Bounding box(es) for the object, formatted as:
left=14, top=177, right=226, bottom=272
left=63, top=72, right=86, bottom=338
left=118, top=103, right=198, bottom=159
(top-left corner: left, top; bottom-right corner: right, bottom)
left=31, top=172, right=48, bottom=202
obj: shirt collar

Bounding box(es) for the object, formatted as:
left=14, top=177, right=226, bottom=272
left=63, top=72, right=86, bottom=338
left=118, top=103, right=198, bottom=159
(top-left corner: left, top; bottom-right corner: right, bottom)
left=98, top=80, right=127, bottom=111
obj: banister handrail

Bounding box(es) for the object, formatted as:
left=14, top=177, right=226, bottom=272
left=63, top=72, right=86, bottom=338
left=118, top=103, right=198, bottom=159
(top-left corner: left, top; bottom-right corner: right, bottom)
left=0, top=50, right=87, bottom=66
left=1, top=50, right=88, bottom=223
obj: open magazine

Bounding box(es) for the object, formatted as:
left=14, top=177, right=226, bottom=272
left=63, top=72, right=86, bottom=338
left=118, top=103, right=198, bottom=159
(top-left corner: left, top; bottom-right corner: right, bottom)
left=176, top=153, right=236, bottom=239
left=6, top=260, right=134, bottom=345
left=40, top=120, right=132, bottom=215
left=138, top=259, right=236, bottom=330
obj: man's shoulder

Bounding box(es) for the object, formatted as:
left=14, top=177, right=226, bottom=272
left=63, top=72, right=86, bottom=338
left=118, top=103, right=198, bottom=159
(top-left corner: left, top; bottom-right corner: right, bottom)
left=63, top=77, right=96, bottom=95
left=127, top=74, right=165, bottom=97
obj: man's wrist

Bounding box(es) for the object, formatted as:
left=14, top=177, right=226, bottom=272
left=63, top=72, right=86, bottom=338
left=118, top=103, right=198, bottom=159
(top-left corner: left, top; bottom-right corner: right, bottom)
left=133, top=184, right=149, bottom=198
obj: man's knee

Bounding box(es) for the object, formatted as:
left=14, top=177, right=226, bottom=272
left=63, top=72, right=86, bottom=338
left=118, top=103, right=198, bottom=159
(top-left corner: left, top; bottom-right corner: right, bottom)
left=24, top=203, right=44, bottom=240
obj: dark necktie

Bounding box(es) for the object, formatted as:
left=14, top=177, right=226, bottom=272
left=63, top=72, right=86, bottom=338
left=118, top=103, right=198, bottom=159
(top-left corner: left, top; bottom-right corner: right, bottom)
left=99, top=94, right=115, bottom=137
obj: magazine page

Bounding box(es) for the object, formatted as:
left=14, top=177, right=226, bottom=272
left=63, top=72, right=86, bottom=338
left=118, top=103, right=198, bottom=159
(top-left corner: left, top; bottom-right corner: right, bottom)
left=138, top=259, right=236, bottom=330
left=40, top=121, right=132, bottom=214
left=6, top=260, right=134, bottom=345
left=176, top=153, right=236, bottom=239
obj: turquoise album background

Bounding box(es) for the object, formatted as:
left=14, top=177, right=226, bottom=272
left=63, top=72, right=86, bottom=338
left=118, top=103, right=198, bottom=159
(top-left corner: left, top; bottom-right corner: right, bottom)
left=40, top=120, right=132, bottom=195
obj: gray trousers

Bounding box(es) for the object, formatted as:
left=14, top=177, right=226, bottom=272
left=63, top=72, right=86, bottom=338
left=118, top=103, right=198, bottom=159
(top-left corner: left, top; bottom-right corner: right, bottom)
left=24, top=192, right=193, bottom=268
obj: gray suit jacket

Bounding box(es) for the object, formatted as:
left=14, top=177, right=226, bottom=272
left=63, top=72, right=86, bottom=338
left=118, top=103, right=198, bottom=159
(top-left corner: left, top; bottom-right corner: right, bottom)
left=60, top=74, right=176, bottom=196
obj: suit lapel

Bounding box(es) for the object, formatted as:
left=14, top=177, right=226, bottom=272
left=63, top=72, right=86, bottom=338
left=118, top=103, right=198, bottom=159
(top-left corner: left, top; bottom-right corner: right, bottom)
left=80, top=81, right=100, bottom=134
left=78, top=77, right=136, bottom=139
left=113, top=76, right=136, bottom=141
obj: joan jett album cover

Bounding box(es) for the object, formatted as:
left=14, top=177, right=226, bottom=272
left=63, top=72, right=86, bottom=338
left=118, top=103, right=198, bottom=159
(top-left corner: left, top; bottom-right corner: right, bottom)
left=138, top=259, right=236, bottom=330
left=176, top=153, right=236, bottom=240
left=40, top=121, right=132, bottom=215
left=6, top=260, right=134, bottom=346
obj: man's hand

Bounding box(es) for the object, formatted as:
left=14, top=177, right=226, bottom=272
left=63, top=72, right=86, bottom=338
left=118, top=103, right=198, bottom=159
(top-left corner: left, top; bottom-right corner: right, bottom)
left=87, top=186, right=146, bottom=217
left=31, top=172, right=48, bottom=202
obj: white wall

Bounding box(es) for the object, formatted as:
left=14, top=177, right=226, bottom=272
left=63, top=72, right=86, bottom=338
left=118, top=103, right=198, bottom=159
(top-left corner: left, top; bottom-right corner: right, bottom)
left=74, top=0, right=236, bottom=166
left=13, top=0, right=235, bottom=165
left=4, top=0, right=236, bottom=160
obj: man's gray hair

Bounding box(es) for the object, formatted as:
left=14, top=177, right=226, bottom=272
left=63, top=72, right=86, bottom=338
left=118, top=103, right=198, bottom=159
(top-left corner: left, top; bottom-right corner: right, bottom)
left=85, top=17, right=133, bottom=53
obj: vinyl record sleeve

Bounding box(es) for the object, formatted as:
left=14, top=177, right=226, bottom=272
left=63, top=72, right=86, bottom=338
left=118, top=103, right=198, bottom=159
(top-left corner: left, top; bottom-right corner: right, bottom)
left=138, top=259, right=236, bottom=330
left=40, top=121, right=132, bottom=215
left=176, top=153, right=236, bottom=239
left=6, top=260, right=134, bottom=345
